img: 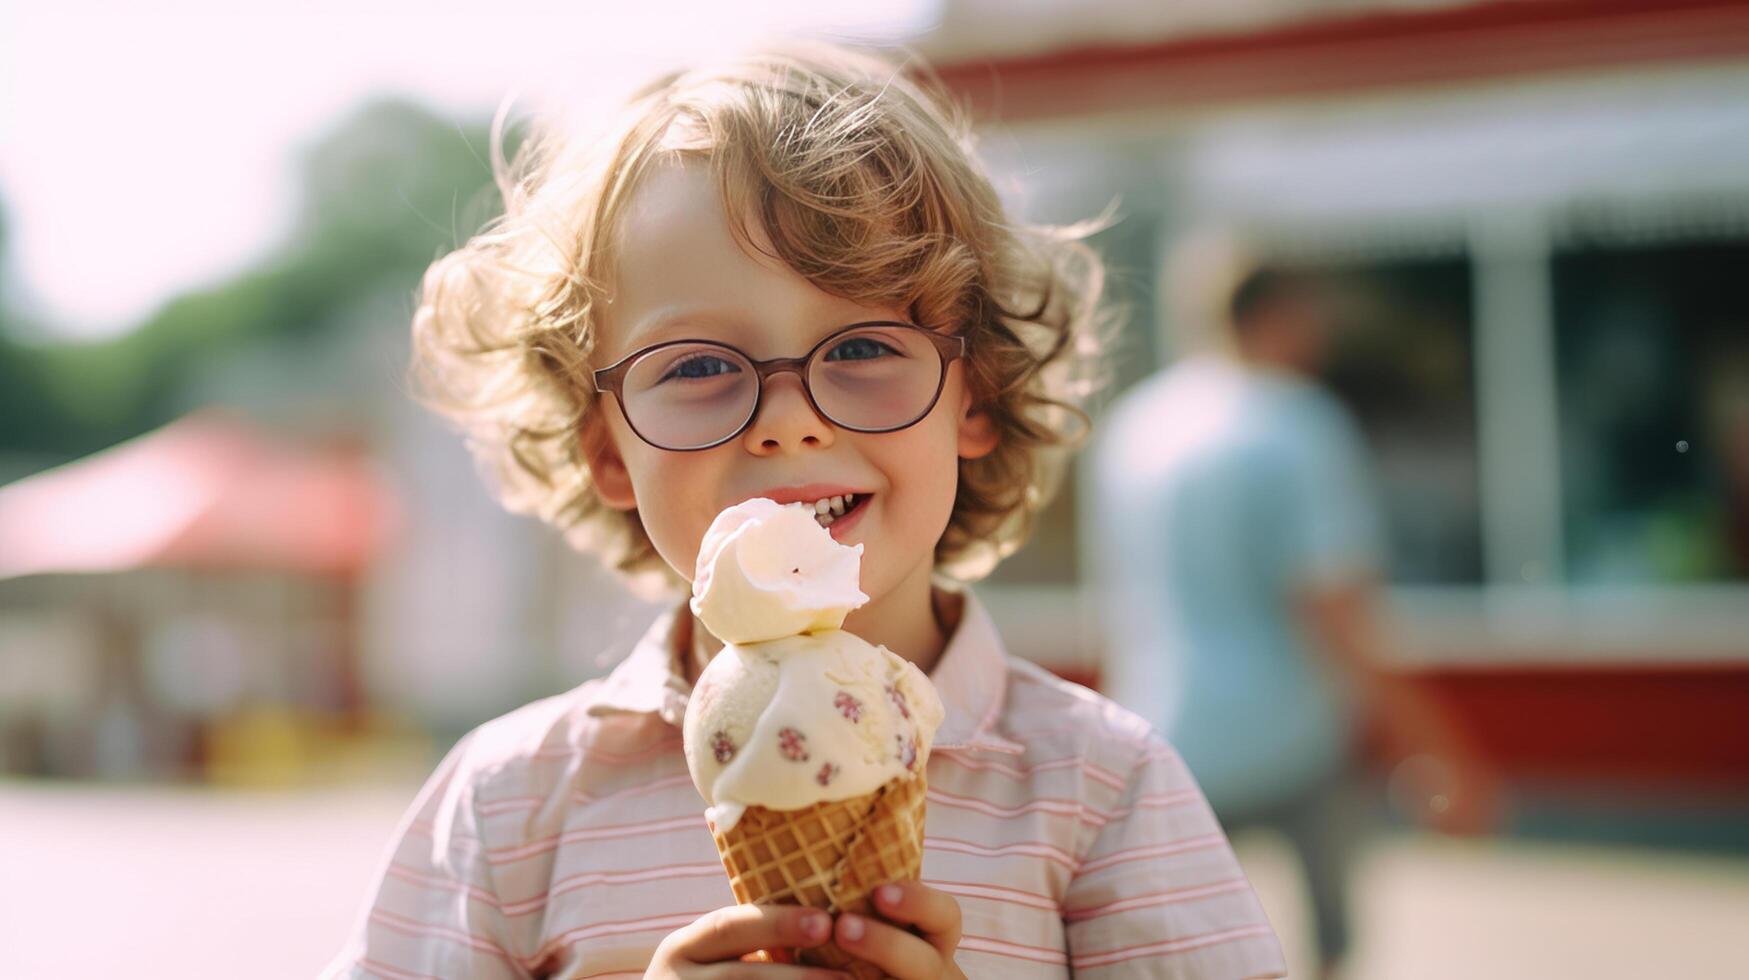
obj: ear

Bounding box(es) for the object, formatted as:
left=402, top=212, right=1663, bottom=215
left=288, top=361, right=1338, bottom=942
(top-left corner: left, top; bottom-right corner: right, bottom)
left=955, top=387, right=999, bottom=461
left=579, top=410, right=638, bottom=511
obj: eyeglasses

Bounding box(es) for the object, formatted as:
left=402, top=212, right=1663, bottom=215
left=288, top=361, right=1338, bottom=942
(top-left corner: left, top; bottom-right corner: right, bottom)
left=592, top=321, right=967, bottom=451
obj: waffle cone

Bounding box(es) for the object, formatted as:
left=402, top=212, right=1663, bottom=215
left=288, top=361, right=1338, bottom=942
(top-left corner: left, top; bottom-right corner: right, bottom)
left=710, top=774, right=927, bottom=979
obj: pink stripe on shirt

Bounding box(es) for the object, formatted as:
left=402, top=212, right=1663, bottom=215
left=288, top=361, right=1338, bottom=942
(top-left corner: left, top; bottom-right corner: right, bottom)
left=1075, top=834, right=1229, bottom=875
left=359, top=957, right=444, bottom=980
left=1063, top=878, right=1254, bottom=922
left=1071, top=924, right=1283, bottom=969
left=367, top=909, right=521, bottom=965
left=959, top=932, right=1072, bottom=964
left=485, top=813, right=705, bottom=865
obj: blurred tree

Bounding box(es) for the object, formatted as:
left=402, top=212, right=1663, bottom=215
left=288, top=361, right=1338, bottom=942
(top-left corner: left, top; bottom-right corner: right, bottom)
left=0, top=98, right=514, bottom=468
left=0, top=202, right=85, bottom=463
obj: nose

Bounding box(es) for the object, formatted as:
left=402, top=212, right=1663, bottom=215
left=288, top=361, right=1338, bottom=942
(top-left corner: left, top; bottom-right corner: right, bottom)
left=741, top=370, right=835, bottom=456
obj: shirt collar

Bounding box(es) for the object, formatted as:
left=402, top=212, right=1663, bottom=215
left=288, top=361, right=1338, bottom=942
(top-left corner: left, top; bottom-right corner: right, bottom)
left=927, top=588, right=1026, bottom=755
left=587, top=588, right=1024, bottom=756
left=585, top=605, right=693, bottom=727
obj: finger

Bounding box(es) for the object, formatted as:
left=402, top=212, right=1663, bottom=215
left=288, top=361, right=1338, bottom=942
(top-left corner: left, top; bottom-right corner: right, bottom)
left=835, top=912, right=941, bottom=980
left=673, top=905, right=833, bottom=963
left=872, top=882, right=962, bottom=954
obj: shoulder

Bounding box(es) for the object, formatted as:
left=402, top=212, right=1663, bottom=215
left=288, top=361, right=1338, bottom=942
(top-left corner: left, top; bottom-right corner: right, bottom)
left=1101, top=359, right=1225, bottom=433
left=1272, top=377, right=1363, bottom=442
left=999, top=656, right=1164, bottom=776
left=432, top=676, right=673, bottom=811
left=450, top=681, right=596, bottom=771
left=1095, top=359, right=1274, bottom=481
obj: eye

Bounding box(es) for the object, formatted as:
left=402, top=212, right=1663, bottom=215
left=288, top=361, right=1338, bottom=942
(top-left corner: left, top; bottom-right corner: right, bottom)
left=660, top=353, right=741, bottom=382
left=824, top=336, right=899, bottom=362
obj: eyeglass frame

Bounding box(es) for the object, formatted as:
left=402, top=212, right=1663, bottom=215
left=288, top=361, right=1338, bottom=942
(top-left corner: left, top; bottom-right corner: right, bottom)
left=591, top=320, right=968, bottom=452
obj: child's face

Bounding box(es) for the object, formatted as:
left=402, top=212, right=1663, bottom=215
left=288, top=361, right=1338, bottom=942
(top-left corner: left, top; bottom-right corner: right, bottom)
left=582, top=160, right=997, bottom=604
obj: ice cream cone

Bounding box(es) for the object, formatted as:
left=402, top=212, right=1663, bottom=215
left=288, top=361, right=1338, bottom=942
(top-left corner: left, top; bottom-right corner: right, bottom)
left=710, top=775, right=928, bottom=979
left=684, top=498, right=943, bottom=979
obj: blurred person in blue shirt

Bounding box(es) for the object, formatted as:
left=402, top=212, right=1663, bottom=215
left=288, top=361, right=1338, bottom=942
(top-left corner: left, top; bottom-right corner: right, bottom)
left=1086, top=235, right=1496, bottom=979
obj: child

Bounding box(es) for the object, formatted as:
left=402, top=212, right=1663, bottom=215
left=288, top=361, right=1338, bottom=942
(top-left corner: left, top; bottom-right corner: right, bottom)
left=327, top=40, right=1287, bottom=979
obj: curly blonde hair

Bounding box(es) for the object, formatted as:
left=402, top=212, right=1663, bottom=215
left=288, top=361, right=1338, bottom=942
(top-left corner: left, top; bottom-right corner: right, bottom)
left=410, top=40, right=1111, bottom=597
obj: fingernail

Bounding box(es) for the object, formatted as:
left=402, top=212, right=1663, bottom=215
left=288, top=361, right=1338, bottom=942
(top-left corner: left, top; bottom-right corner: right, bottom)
left=877, top=884, right=901, bottom=905
left=841, top=915, right=865, bottom=941
left=802, top=911, right=829, bottom=940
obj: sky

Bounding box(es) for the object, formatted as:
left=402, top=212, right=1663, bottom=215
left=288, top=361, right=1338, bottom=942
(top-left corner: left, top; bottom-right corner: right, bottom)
left=0, top=0, right=937, bottom=341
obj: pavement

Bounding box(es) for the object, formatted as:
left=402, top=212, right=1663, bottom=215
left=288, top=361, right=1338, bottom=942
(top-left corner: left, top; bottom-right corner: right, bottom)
left=2, top=779, right=1746, bottom=979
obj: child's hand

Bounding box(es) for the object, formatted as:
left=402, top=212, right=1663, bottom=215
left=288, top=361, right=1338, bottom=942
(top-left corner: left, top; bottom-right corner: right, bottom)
left=646, top=905, right=847, bottom=979
left=833, top=882, right=968, bottom=980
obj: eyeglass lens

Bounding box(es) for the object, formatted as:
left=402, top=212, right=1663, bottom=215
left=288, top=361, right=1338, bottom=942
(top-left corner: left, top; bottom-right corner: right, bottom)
left=619, top=325, right=945, bottom=450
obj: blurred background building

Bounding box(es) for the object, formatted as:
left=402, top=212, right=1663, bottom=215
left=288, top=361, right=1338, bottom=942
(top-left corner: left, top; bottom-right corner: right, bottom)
left=935, top=0, right=1749, bottom=838
left=3, top=1, right=1747, bottom=977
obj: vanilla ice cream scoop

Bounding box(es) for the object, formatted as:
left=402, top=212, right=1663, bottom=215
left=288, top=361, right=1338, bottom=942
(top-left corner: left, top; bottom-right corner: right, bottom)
left=684, top=629, right=943, bottom=832
left=690, top=498, right=868, bottom=645
left=682, top=497, right=944, bottom=832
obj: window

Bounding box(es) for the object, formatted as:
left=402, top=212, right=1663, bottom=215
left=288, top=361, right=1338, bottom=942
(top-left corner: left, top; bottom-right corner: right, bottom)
left=1554, top=240, right=1749, bottom=585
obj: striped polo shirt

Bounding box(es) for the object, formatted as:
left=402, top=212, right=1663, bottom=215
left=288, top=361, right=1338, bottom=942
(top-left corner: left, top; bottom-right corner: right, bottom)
left=325, top=590, right=1288, bottom=979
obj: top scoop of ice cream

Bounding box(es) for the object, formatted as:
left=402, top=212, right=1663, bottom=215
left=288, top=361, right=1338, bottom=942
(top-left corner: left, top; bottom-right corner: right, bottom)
left=691, top=498, right=868, bottom=645
left=683, top=629, right=944, bottom=832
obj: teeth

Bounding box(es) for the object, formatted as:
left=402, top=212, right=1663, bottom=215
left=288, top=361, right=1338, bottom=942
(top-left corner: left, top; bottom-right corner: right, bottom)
left=784, top=493, right=862, bottom=527
left=806, top=493, right=861, bottom=528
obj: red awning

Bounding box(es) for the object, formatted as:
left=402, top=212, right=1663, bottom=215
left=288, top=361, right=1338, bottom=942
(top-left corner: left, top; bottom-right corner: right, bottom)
left=0, top=410, right=401, bottom=580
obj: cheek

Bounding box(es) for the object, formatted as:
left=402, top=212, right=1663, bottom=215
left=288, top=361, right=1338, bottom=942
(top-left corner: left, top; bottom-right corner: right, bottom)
left=611, top=423, right=722, bottom=581
left=874, top=405, right=964, bottom=525
left=639, top=475, right=712, bottom=580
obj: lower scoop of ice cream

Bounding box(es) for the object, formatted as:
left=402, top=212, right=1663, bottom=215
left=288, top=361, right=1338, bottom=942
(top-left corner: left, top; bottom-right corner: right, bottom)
left=683, top=629, right=944, bottom=832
